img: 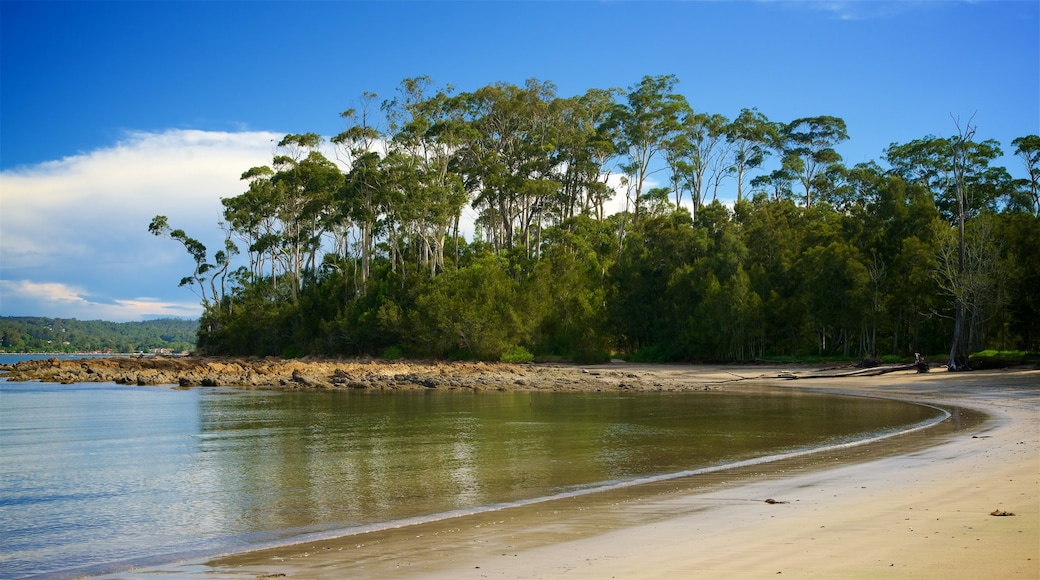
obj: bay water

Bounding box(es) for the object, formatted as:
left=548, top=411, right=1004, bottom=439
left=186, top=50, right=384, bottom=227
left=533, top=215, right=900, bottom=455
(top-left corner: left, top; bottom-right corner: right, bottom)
left=0, top=369, right=945, bottom=579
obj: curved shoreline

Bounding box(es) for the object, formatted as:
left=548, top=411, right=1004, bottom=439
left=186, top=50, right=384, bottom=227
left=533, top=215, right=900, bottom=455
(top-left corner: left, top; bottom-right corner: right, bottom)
left=100, top=392, right=953, bottom=579
left=86, top=364, right=1038, bottom=579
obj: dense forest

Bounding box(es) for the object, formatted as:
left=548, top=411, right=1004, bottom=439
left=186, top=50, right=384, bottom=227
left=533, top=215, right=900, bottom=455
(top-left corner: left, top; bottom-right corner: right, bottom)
left=149, top=75, right=1039, bottom=367
left=0, top=317, right=197, bottom=353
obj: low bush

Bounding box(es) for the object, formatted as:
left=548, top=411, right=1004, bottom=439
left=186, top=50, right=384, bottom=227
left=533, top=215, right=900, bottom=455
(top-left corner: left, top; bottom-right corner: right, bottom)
left=380, top=346, right=404, bottom=360
left=501, top=345, right=534, bottom=364
left=969, top=350, right=1040, bottom=369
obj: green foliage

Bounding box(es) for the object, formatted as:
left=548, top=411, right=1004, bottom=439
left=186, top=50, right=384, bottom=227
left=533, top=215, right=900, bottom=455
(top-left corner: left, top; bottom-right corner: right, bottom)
left=0, top=317, right=197, bottom=353
left=500, top=345, right=534, bottom=364
left=627, top=345, right=674, bottom=363
left=281, top=345, right=305, bottom=359
left=380, top=346, right=405, bottom=360
left=142, top=75, right=1035, bottom=364
left=410, top=254, right=529, bottom=360
left=968, top=350, right=1040, bottom=369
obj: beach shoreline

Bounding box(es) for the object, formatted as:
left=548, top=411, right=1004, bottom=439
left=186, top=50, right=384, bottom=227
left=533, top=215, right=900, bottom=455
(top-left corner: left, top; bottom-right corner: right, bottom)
left=94, top=363, right=1038, bottom=579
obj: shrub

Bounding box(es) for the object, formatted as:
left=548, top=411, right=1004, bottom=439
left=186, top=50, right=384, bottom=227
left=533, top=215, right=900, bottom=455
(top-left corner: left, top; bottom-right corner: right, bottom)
left=628, top=345, right=671, bottom=363
left=501, top=345, right=534, bottom=364
left=969, top=350, right=1040, bottom=369
left=380, top=346, right=404, bottom=360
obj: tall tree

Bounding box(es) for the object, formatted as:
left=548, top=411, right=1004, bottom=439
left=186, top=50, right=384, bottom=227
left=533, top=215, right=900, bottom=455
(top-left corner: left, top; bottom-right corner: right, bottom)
left=270, top=133, right=342, bottom=299
left=453, top=79, right=562, bottom=256
left=782, top=116, right=849, bottom=207
left=382, top=77, right=468, bottom=276
left=885, top=122, right=1010, bottom=370
left=726, top=108, right=775, bottom=203
left=615, top=75, right=689, bottom=223
left=148, top=216, right=236, bottom=313
left=885, top=134, right=1007, bottom=222
left=225, top=165, right=279, bottom=285
left=668, top=111, right=729, bottom=218
left=1011, top=134, right=1040, bottom=214
left=333, top=94, right=385, bottom=292
left=555, top=88, right=622, bottom=221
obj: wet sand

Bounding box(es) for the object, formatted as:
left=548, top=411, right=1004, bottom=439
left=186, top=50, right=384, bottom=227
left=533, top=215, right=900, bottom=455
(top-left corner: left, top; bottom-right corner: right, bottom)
left=115, top=365, right=1039, bottom=579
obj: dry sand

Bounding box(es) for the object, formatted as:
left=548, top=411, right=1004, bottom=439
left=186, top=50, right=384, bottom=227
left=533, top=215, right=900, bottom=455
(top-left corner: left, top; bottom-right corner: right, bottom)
left=117, top=365, right=1039, bottom=579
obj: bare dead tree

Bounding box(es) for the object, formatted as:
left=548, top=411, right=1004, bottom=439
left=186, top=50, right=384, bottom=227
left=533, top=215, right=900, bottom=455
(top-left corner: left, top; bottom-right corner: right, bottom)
left=946, top=114, right=975, bottom=370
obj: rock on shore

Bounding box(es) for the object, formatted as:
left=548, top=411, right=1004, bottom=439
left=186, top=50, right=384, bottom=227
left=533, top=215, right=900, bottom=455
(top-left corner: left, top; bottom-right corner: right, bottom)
left=0, top=356, right=653, bottom=392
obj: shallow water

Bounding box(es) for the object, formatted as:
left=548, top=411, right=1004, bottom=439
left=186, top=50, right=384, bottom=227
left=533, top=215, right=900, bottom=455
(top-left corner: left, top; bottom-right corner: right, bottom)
left=0, top=381, right=944, bottom=579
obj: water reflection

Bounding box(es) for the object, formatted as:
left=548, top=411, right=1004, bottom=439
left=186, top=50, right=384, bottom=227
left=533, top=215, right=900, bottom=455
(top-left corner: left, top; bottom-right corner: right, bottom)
left=0, top=384, right=944, bottom=579
left=193, top=389, right=942, bottom=541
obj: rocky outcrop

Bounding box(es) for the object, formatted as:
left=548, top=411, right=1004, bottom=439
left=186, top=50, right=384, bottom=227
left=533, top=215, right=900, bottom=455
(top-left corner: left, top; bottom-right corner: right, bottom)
left=0, top=356, right=626, bottom=392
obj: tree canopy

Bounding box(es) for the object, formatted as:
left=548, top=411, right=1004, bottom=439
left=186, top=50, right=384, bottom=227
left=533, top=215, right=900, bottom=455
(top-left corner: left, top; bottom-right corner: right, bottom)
left=149, top=75, right=1039, bottom=363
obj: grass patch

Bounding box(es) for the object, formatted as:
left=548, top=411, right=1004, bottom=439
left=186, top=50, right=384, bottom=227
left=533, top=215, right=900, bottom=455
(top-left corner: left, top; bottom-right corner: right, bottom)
left=969, top=350, right=1040, bottom=369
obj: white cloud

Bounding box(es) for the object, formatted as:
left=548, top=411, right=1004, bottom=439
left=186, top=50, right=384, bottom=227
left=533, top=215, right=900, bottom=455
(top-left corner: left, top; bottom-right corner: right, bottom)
left=0, top=280, right=201, bottom=321
left=1, top=129, right=280, bottom=268
left=0, top=129, right=279, bottom=321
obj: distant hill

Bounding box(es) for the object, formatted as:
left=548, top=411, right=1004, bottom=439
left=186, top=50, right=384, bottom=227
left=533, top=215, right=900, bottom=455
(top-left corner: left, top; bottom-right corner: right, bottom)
left=0, top=317, right=198, bottom=353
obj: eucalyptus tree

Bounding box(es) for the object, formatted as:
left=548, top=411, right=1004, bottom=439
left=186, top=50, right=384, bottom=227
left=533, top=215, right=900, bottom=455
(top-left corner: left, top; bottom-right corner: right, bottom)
left=382, top=77, right=468, bottom=276
left=782, top=116, right=849, bottom=207
left=726, top=108, right=775, bottom=203
left=814, top=163, right=856, bottom=211
left=267, top=133, right=342, bottom=299
left=886, top=123, right=1010, bottom=369
left=615, top=75, right=689, bottom=224
left=148, top=215, right=213, bottom=307
left=448, top=84, right=515, bottom=252
left=224, top=165, right=278, bottom=284
left=661, top=130, right=694, bottom=211
left=1011, top=134, right=1040, bottom=214
left=333, top=94, right=385, bottom=291
left=147, top=216, right=237, bottom=313
left=554, top=88, right=621, bottom=222
left=454, top=79, right=562, bottom=256
left=224, top=146, right=341, bottom=300
left=675, top=111, right=730, bottom=218
left=884, top=134, right=1007, bottom=222
left=749, top=119, right=796, bottom=202
left=751, top=167, right=796, bottom=202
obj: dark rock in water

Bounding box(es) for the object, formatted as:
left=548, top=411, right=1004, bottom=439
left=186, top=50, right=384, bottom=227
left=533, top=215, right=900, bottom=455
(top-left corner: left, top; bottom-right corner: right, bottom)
left=393, top=373, right=439, bottom=388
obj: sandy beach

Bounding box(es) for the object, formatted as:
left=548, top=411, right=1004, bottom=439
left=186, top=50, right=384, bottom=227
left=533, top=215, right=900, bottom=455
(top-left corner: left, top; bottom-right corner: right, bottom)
left=111, top=364, right=1033, bottom=580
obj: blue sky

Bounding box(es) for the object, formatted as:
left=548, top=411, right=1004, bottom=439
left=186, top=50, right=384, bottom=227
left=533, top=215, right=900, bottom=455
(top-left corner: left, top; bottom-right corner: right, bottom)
left=1, top=0, right=1037, bottom=322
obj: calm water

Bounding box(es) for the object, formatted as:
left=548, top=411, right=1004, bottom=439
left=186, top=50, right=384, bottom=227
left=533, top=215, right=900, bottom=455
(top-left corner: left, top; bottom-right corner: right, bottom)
left=0, top=378, right=945, bottom=579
